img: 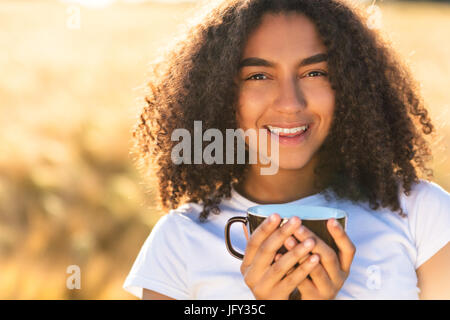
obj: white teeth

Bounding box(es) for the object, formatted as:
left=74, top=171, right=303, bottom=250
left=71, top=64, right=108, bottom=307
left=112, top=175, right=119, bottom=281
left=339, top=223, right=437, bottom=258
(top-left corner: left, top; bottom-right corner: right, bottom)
left=266, top=125, right=308, bottom=135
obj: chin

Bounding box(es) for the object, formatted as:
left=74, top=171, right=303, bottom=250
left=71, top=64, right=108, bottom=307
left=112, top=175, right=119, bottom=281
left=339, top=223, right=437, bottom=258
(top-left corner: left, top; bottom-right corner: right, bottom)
left=276, top=156, right=311, bottom=171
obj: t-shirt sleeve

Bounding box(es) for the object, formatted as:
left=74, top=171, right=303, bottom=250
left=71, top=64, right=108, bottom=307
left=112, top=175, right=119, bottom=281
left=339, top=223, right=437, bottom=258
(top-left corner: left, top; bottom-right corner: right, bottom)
left=122, top=211, right=190, bottom=300
left=405, top=180, right=450, bottom=269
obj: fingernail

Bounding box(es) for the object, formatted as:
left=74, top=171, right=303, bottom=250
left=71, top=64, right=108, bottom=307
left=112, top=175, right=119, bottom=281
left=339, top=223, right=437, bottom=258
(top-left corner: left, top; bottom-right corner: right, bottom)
left=270, top=214, right=278, bottom=223
left=297, top=226, right=305, bottom=234
left=287, top=237, right=297, bottom=248
left=310, top=255, right=319, bottom=263
left=288, top=217, right=299, bottom=226
left=303, top=238, right=314, bottom=248
left=333, top=219, right=341, bottom=229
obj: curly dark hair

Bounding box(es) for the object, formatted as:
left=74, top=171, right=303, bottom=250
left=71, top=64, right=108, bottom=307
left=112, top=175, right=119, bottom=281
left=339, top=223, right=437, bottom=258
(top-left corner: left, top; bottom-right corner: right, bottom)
left=131, top=0, right=435, bottom=222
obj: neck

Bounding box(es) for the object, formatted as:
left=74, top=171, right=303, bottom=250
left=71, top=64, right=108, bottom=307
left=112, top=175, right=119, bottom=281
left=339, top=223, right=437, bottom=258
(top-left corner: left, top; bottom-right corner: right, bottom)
left=235, top=156, right=321, bottom=204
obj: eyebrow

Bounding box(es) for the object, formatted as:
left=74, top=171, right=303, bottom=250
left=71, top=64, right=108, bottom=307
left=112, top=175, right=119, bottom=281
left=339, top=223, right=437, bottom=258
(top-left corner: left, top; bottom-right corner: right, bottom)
left=238, top=53, right=328, bottom=69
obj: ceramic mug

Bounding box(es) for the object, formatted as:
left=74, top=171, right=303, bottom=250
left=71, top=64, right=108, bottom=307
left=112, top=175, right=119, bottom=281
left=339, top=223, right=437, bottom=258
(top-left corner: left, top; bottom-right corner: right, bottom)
left=224, top=204, right=347, bottom=299
left=225, top=204, right=347, bottom=260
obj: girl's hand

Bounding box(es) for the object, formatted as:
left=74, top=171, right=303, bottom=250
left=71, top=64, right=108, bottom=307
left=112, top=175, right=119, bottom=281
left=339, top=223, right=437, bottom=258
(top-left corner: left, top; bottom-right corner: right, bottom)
left=240, top=213, right=319, bottom=300
left=285, top=218, right=356, bottom=300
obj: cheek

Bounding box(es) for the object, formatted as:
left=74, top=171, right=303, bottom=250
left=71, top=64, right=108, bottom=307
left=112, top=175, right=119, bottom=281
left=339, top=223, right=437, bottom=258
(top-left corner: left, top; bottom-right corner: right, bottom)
left=308, top=87, right=335, bottom=127
left=320, top=94, right=335, bottom=125
left=236, top=89, right=269, bottom=129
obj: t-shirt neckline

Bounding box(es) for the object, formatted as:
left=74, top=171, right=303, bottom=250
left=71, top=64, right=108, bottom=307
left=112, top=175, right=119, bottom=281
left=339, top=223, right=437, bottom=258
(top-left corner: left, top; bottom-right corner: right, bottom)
left=229, top=184, right=325, bottom=210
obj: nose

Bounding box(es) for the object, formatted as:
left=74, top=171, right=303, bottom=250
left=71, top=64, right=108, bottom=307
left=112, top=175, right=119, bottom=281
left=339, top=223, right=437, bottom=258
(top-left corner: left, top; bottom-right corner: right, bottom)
left=273, top=75, right=306, bottom=113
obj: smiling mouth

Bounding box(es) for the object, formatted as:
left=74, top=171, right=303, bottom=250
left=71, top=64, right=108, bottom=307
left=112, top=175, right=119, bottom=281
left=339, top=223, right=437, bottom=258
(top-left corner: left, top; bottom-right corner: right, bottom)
left=264, top=124, right=310, bottom=137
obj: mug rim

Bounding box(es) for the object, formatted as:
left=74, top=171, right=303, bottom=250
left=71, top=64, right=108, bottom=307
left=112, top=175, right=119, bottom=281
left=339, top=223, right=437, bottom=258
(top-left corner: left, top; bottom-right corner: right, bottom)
left=246, top=204, right=347, bottom=220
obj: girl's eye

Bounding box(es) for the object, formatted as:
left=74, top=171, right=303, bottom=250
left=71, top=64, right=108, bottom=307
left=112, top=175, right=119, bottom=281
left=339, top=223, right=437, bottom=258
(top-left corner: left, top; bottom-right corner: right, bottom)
left=245, top=71, right=327, bottom=81
left=305, top=71, right=328, bottom=78
left=246, top=73, right=268, bottom=81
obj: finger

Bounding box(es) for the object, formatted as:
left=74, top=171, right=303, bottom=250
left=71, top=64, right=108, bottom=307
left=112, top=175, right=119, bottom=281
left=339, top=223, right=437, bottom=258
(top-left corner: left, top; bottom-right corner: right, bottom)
left=276, top=254, right=320, bottom=295
left=296, top=277, right=317, bottom=299
left=293, top=225, right=341, bottom=281
left=309, top=262, right=336, bottom=298
left=284, top=235, right=311, bottom=264
left=241, top=213, right=280, bottom=273
left=243, top=224, right=249, bottom=241
left=284, top=236, right=299, bottom=251
left=283, top=236, right=311, bottom=266
left=260, top=237, right=315, bottom=290
left=327, top=218, right=356, bottom=273
left=298, top=254, right=311, bottom=264
left=250, top=216, right=302, bottom=274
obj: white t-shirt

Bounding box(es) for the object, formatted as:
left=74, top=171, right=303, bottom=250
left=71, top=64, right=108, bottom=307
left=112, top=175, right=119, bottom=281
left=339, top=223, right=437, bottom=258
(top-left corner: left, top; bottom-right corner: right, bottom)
left=123, top=179, right=450, bottom=300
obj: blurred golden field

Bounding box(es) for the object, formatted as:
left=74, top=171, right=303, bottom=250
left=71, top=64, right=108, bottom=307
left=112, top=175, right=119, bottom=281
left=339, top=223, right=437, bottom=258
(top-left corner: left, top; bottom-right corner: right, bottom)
left=0, top=0, right=449, bottom=299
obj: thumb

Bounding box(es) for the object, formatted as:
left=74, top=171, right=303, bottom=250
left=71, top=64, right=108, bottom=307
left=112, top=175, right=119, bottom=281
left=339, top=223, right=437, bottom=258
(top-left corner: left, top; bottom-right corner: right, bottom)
left=242, top=224, right=249, bottom=241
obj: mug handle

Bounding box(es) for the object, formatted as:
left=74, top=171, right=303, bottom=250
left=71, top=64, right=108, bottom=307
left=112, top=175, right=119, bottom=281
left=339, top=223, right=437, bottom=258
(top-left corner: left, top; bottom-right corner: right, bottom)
left=225, top=216, right=248, bottom=260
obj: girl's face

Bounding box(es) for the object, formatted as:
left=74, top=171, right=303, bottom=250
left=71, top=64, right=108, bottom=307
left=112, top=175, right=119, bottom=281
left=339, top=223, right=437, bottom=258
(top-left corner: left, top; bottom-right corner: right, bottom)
left=236, top=12, right=335, bottom=170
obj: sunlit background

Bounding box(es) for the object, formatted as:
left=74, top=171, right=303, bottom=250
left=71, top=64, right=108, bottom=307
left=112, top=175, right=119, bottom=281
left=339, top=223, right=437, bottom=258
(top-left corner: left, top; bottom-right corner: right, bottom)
left=0, top=0, right=449, bottom=299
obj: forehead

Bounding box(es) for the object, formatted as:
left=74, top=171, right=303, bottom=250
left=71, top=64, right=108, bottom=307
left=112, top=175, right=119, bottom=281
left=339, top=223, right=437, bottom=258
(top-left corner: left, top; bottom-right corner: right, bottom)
left=242, top=12, right=326, bottom=58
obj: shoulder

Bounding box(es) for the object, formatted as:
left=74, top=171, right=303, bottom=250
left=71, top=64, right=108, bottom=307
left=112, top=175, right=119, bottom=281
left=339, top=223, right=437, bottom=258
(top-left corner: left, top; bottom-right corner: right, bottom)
left=153, top=202, right=205, bottom=231
left=142, top=202, right=206, bottom=254
left=398, top=179, right=450, bottom=269
left=398, top=179, right=450, bottom=242
left=399, top=179, right=450, bottom=213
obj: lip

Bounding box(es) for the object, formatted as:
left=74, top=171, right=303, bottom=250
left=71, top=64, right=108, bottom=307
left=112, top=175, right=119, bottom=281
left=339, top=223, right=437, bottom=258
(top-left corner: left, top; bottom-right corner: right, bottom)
left=264, top=122, right=311, bottom=129
left=265, top=122, right=313, bottom=146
